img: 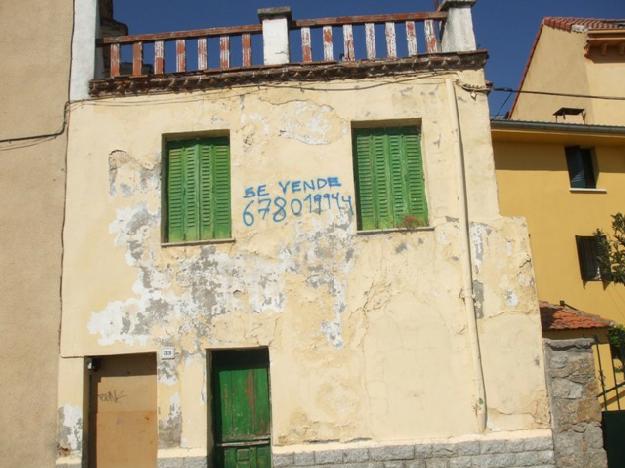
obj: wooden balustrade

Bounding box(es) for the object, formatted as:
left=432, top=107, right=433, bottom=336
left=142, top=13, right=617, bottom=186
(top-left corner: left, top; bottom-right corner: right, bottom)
left=100, top=24, right=262, bottom=78
left=99, top=11, right=446, bottom=79
left=292, top=12, right=446, bottom=63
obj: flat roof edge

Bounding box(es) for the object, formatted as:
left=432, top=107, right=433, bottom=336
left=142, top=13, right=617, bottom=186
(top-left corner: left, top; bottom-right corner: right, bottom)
left=491, top=119, right=625, bottom=136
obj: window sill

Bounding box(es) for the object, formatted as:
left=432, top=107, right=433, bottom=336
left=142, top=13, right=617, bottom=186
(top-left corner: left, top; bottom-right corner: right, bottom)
left=162, top=238, right=236, bottom=248
left=357, top=227, right=434, bottom=236
left=569, top=188, right=607, bottom=194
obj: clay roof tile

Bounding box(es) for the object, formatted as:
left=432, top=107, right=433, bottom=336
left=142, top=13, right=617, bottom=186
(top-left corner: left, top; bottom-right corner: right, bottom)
left=540, top=301, right=612, bottom=331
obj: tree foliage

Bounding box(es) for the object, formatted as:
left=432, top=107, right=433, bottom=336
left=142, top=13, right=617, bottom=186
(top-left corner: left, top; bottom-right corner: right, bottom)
left=595, top=213, right=625, bottom=285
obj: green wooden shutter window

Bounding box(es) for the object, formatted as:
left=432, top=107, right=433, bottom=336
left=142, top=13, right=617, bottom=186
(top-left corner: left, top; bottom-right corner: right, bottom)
left=166, top=138, right=231, bottom=242
left=353, top=127, right=428, bottom=231
left=167, top=144, right=186, bottom=242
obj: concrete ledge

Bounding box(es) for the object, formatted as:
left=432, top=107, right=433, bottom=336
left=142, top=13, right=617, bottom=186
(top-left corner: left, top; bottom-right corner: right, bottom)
left=258, top=6, right=292, bottom=21
left=544, top=338, right=594, bottom=351
left=438, top=0, right=477, bottom=10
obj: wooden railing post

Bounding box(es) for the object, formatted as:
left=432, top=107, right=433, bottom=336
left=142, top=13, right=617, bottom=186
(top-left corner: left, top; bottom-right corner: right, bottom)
left=258, top=6, right=292, bottom=65
left=438, top=0, right=477, bottom=52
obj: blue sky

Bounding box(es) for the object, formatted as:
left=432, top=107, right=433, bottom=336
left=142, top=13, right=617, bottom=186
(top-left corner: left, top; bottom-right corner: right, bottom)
left=114, top=0, right=624, bottom=117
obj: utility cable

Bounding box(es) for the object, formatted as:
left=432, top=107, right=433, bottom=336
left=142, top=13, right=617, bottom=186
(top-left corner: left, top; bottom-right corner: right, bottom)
left=6, top=75, right=625, bottom=148
left=492, top=87, right=625, bottom=101
left=0, top=101, right=70, bottom=147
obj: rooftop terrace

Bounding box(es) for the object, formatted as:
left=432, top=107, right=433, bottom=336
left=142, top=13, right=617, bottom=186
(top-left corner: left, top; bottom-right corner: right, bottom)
left=90, top=1, right=484, bottom=96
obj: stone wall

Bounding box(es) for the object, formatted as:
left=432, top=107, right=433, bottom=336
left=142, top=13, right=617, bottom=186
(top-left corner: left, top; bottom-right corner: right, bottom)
left=273, top=435, right=555, bottom=468
left=543, top=338, right=607, bottom=468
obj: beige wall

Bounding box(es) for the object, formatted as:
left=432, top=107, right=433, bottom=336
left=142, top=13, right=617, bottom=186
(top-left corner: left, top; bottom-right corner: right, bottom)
left=494, top=134, right=625, bottom=326
left=0, top=1, right=72, bottom=138
left=58, top=71, right=550, bottom=463
left=585, top=50, right=625, bottom=125
left=511, top=26, right=625, bottom=125
left=0, top=1, right=73, bottom=467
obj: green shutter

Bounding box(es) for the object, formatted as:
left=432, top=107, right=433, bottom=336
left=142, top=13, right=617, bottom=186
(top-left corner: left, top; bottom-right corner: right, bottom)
left=354, top=131, right=377, bottom=231
left=199, top=143, right=215, bottom=240
left=211, top=139, right=232, bottom=239
left=183, top=143, right=200, bottom=240
left=166, top=143, right=186, bottom=243
left=167, top=138, right=231, bottom=242
left=353, top=127, right=428, bottom=231
left=388, top=130, right=409, bottom=226
left=403, top=130, right=428, bottom=225
left=372, top=132, right=394, bottom=230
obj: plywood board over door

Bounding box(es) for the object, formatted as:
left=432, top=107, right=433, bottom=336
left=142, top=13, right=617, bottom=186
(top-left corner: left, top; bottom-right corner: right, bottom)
left=88, top=353, right=157, bottom=468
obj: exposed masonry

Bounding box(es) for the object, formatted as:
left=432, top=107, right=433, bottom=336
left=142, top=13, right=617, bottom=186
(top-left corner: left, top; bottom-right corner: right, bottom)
left=544, top=339, right=607, bottom=468
left=272, top=436, right=555, bottom=468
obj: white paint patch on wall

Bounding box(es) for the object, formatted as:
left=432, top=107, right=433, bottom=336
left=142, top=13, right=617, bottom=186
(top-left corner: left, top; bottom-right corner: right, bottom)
left=505, top=290, right=519, bottom=308
left=277, top=100, right=346, bottom=145
left=87, top=302, right=150, bottom=346
left=58, top=404, right=83, bottom=453
left=293, top=211, right=355, bottom=347
left=470, top=223, right=490, bottom=273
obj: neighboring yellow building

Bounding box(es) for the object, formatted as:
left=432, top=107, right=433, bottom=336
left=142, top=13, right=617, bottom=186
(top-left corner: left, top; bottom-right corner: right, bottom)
left=510, top=17, right=625, bottom=125
left=494, top=121, right=625, bottom=325
left=493, top=16, right=625, bottom=414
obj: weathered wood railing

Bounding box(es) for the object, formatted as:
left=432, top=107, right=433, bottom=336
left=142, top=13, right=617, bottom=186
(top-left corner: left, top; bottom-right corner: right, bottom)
left=101, top=24, right=263, bottom=78
left=292, top=12, right=446, bottom=63
left=99, top=11, right=448, bottom=79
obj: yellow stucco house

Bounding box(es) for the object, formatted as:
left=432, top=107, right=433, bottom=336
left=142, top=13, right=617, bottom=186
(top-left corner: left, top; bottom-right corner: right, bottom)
left=493, top=17, right=625, bottom=412
left=52, top=2, right=577, bottom=467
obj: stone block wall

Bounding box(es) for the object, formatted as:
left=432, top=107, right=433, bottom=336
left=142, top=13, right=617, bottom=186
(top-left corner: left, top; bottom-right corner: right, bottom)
left=543, top=338, right=607, bottom=468
left=273, top=435, right=555, bottom=468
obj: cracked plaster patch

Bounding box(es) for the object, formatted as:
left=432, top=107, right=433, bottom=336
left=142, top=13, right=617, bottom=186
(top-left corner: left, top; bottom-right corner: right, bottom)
left=276, top=100, right=347, bottom=145
left=159, top=393, right=182, bottom=448
left=57, top=405, right=83, bottom=456
left=88, top=203, right=289, bottom=351
left=109, top=150, right=160, bottom=197
left=88, top=198, right=355, bottom=351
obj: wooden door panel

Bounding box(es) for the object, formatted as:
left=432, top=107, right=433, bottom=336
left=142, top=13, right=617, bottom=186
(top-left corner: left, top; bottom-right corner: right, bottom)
left=212, top=349, right=271, bottom=468
left=95, top=411, right=157, bottom=468
left=89, top=354, right=157, bottom=468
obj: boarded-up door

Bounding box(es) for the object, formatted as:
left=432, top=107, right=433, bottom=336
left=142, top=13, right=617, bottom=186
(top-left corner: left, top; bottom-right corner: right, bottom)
left=212, top=349, right=271, bottom=468
left=88, top=353, right=157, bottom=468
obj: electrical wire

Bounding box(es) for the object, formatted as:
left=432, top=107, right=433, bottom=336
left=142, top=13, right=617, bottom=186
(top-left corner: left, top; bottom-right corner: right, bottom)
left=494, top=91, right=513, bottom=118
left=492, top=87, right=625, bottom=101
left=5, top=71, right=625, bottom=150
left=0, top=101, right=69, bottom=148
left=1, top=71, right=457, bottom=150
left=76, top=71, right=455, bottom=108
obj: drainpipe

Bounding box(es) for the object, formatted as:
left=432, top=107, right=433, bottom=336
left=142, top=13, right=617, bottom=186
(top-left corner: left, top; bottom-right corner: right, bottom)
left=446, top=79, right=487, bottom=433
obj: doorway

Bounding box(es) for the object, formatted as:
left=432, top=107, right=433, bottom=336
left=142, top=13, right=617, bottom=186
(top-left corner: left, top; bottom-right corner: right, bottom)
left=211, top=348, right=272, bottom=468
left=88, top=353, right=157, bottom=468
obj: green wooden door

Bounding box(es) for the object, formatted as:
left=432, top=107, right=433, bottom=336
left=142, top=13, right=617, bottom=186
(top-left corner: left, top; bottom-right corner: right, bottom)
left=212, top=349, right=271, bottom=468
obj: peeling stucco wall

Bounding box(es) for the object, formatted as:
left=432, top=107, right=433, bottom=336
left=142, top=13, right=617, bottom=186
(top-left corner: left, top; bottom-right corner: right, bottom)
left=57, top=405, right=83, bottom=457
left=59, top=70, right=551, bottom=461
